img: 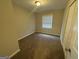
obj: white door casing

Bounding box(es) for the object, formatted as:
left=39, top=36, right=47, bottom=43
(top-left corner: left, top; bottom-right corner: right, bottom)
left=61, top=0, right=78, bottom=59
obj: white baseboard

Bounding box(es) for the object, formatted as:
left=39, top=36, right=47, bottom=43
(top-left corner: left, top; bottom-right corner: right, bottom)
left=9, top=32, right=35, bottom=58
left=9, top=49, right=20, bottom=58
left=18, top=32, right=35, bottom=40
left=53, top=34, right=60, bottom=36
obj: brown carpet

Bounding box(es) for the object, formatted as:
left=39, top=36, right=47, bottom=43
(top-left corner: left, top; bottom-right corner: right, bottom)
left=11, top=32, right=64, bottom=59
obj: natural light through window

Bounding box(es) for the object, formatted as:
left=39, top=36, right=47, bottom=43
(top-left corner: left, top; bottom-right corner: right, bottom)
left=42, top=15, right=53, bottom=29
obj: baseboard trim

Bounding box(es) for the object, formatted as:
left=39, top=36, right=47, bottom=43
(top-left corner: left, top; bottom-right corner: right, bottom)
left=18, top=32, right=35, bottom=40
left=9, top=32, right=35, bottom=58
left=9, top=49, right=20, bottom=58
left=36, top=32, right=60, bottom=37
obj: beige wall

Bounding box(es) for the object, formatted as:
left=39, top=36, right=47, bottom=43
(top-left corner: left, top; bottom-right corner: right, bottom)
left=35, top=10, right=64, bottom=35
left=0, top=0, right=35, bottom=56
left=14, top=5, right=35, bottom=39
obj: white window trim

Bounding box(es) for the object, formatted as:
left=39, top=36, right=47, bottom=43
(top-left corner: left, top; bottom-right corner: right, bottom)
left=42, top=15, right=53, bottom=29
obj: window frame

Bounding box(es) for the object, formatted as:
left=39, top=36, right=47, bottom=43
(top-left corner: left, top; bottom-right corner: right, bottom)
left=42, top=15, right=53, bottom=29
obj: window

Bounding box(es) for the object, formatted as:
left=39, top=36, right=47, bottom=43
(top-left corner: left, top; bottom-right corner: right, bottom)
left=42, top=15, right=53, bottom=29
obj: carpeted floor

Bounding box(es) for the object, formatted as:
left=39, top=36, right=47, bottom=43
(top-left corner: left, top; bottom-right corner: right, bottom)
left=11, top=32, right=64, bottom=59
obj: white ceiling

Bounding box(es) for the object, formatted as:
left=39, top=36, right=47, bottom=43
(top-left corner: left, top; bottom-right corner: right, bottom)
left=12, top=0, right=67, bottom=12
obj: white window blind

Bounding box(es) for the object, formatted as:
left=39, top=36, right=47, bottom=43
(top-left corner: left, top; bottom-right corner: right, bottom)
left=42, top=15, right=53, bottom=29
